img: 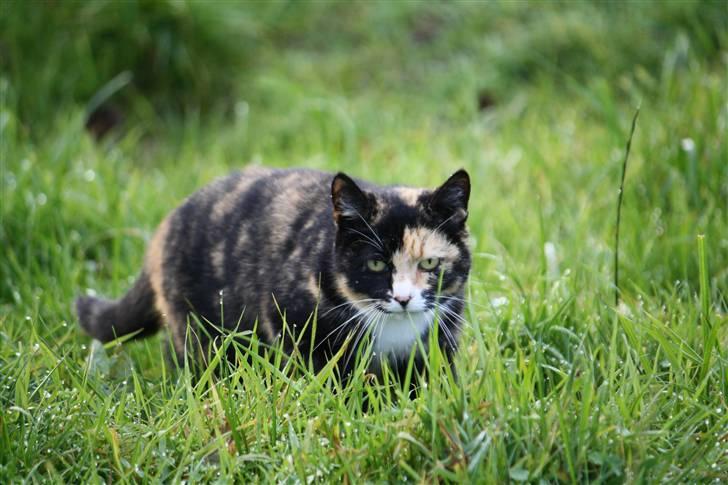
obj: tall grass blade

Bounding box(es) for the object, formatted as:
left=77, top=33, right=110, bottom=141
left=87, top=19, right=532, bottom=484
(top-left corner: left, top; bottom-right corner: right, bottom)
left=697, top=234, right=715, bottom=382
left=614, top=106, right=640, bottom=306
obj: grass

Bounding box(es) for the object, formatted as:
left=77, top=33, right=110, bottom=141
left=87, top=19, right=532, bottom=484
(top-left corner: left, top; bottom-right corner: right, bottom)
left=1, top=1, right=727, bottom=482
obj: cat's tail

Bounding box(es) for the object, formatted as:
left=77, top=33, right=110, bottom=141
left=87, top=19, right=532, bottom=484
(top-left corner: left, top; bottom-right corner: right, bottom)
left=76, top=271, right=161, bottom=342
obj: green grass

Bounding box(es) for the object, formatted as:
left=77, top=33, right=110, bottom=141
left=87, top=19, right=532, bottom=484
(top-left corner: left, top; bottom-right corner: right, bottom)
left=1, top=1, right=727, bottom=482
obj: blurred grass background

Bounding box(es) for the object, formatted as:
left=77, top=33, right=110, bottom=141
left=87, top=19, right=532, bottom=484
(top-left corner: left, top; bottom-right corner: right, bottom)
left=1, top=0, right=726, bottom=482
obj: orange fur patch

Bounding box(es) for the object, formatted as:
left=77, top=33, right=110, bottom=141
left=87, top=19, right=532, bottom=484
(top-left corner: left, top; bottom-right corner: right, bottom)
left=145, top=216, right=183, bottom=351
left=335, top=274, right=370, bottom=310
left=392, top=226, right=460, bottom=288
left=394, top=187, right=425, bottom=206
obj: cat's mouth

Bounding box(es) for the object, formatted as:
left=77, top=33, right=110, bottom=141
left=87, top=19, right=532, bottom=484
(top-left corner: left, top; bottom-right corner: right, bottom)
left=377, top=303, right=427, bottom=315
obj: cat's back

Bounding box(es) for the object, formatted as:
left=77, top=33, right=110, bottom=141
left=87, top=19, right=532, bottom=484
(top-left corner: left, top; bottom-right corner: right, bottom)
left=160, top=164, right=336, bottom=270
left=165, top=166, right=333, bottom=245
left=148, top=166, right=337, bottom=336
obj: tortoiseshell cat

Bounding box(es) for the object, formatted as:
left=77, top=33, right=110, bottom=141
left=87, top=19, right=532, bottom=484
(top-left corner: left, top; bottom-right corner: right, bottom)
left=76, top=167, right=471, bottom=378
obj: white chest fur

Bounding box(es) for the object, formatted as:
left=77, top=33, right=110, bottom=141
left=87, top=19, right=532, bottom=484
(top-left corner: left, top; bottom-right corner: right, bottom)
left=373, top=311, right=432, bottom=357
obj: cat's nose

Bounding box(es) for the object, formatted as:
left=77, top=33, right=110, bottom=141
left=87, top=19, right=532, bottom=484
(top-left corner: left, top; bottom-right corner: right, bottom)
left=394, top=295, right=411, bottom=308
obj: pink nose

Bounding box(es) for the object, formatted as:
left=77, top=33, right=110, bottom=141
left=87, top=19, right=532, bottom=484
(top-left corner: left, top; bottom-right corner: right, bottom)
left=394, top=295, right=411, bottom=308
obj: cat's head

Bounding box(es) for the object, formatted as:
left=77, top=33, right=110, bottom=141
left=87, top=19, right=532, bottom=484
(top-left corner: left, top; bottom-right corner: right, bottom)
left=330, top=170, right=471, bottom=352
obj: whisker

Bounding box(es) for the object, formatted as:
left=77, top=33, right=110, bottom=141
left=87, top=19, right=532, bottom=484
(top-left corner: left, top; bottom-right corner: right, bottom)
left=334, top=304, right=380, bottom=348
left=319, top=298, right=379, bottom=317
left=436, top=295, right=493, bottom=312
left=346, top=228, right=383, bottom=251
left=438, top=322, right=457, bottom=350
left=432, top=302, right=470, bottom=330
left=427, top=308, right=456, bottom=350
left=314, top=303, right=375, bottom=351
left=436, top=303, right=467, bottom=323
left=432, top=213, right=457, bottom=233
left=355, top=239, right=383, bottom=251
left=344, top=307, right=383, bottom=371
left=438, top=312, right=459, bottom=350
left=354, top=211, right=384, bottom=249
left=343, top=319, right=370, bottom=371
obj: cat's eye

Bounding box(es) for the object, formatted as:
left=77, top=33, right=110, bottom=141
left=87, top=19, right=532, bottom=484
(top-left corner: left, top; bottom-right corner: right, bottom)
left=418, top=257, right=440, bottom=271
left=366, top=259, right=388, bottom=272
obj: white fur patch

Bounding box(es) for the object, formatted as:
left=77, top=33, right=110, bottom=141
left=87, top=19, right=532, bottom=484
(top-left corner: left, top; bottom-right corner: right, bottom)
left=373, top=311, right=432, bottom=356
left=387, top=279, right=428, bottom=313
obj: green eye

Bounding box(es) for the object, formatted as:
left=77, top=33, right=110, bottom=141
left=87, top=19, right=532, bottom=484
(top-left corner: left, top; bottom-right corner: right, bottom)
left=418, top=257, right=440, bottom=271
left=367, top=259, right=387, bottom=272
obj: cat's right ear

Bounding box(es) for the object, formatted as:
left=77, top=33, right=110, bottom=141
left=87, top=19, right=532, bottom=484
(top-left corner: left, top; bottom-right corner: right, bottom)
left=331, top=173, right=373, bottom=224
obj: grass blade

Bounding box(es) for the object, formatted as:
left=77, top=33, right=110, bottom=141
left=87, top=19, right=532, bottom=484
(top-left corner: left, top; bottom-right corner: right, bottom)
left=614, top=106, right=640, bottom=306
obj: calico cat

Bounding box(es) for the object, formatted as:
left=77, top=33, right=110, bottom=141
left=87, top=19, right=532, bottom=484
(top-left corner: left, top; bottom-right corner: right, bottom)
left=76, top=167, right=471, bottom=378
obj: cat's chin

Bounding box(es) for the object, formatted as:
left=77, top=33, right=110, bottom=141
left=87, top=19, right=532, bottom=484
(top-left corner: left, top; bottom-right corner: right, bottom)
left=372, top=311, right=432, bottom=356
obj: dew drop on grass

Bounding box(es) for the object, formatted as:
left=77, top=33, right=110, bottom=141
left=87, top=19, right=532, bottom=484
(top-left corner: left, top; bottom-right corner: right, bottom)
left=680, top=138, right=695, bottom=153
left=491, top=296, right=508, bottom=308
left=83, top=169, right=96, bottom=182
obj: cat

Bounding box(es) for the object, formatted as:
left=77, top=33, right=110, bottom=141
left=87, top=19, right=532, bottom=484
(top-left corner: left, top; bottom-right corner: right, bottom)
left=76, top=167, right=471, bottom=379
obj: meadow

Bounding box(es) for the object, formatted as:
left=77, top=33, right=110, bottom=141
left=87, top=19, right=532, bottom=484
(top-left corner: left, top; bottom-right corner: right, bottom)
left=1, top=1, right=726, bottom=482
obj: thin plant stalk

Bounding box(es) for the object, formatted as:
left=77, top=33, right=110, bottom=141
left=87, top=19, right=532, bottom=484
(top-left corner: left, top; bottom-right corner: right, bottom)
left=614, top=106, right=640, bottom=307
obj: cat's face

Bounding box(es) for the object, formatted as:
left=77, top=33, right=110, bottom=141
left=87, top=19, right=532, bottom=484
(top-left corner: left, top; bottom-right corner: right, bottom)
left=331, top=170, right=471, bottom=354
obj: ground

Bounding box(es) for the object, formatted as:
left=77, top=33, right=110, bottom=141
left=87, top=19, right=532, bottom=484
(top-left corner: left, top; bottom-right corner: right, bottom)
left=1, top=1, right=726, bottom=482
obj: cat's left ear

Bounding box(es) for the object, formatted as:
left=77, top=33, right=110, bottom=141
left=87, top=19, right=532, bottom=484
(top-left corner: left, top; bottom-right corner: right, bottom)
left=331, top=173, right=374, bottom=224
left=429, top=169, right=470, bottom=225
